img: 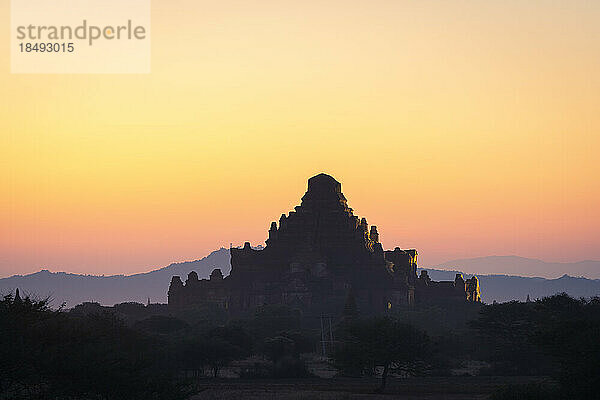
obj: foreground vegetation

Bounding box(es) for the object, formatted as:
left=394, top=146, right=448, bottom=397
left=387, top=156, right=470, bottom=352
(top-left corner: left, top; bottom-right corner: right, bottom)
left=0, top=292, right=597, bottom=399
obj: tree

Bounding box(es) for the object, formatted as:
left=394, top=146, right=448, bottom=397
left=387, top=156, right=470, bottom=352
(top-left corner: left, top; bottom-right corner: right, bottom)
left=471, top=293, right=600, bottom=399
left=251, top=305, right=302, bottom=335
left=179, top=337, right=208, bottom=378
left=0, top=292, right=191, bottom=400
left=134, top=315, right=189, bottom=334
left=203, top=338, right=242, bottom=378
left=469, top=300, right=549, bottom=375
left=333, top=317, right=429, bottom=392
left=342, top=288, right=359, bottom=320
left=531, top=294, right=600, bottom=399
left=203, top=326, right=252, bottom=377
left=263, top=336, right=295, bottom=363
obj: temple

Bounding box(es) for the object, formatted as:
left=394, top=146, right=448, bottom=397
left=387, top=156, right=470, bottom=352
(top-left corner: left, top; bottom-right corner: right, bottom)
left=168, top=173, right=481, bottom=314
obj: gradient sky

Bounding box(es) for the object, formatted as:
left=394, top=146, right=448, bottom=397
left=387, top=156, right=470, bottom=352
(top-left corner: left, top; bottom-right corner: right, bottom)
left=1, top=0, right=599, bottom=277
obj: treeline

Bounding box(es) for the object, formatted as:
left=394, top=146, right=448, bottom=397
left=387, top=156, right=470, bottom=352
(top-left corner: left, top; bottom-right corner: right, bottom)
left=1, top=292, right=598, bottom=399
left=472, top=294, right=600, bottom=399
left=0, top=293, right=191, bottom=400
left=368, top=294, right=599, bottom=399
left=0, top=295, right=316, bottom=399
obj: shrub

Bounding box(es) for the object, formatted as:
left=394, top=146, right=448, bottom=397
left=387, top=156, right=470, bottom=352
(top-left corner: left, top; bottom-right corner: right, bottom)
left=490, top=383, right=559, bottom=400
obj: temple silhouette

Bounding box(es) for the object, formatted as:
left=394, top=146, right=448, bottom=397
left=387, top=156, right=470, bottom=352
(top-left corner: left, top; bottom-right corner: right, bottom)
left=168, top=173, right=480, bottom=314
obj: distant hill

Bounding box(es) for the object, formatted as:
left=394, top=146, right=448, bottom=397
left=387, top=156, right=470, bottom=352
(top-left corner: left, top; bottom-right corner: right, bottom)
left=0, top=248, right=232, bottom=308
left=435, top=255, right=600, bottom=279
left=1, top=250, right=598, bottom=307
left=420, top=268, right=600, bottom=303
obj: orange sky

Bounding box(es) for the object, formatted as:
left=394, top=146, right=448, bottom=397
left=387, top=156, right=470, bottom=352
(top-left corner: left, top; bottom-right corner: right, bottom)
left=1, top=0, right=599, bottom=277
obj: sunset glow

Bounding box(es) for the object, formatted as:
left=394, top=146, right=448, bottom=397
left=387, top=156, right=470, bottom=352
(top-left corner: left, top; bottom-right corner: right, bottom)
left=2, top=0, right=599, bottom=276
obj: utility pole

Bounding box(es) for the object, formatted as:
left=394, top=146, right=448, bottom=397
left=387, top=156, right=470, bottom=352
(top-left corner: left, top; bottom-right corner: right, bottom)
left=320, top=315, right=326, bottom=356
left=328, top=316, right=334, bottom=350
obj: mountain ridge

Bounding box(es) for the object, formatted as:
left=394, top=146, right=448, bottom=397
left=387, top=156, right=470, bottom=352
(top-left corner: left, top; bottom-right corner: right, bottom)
left=1, top=251, right=598, bottom=307
left=434, top=255, right=600, bottom=279
left=0, top=248, right=232, bottom=307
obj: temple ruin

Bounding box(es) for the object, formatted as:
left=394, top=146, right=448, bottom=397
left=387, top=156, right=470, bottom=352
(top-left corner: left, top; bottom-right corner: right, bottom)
left=168, top=173, right=481, bottom=314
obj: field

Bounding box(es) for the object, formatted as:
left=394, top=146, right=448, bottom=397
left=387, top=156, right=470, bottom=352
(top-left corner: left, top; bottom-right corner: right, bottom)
left=190, top=376, right=551, bottom=400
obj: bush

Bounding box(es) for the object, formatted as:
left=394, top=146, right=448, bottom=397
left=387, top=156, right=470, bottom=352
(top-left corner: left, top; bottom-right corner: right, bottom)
left=332, top=317, right=429, bottom=392
left=239, top=362, right=272, bottom=379
left=239, top=358, right=312, bottom=379
left=134, top=315, right=189, bottom=334
left=271, top=357, right=313, bottom=379
left=0, top=293, right=192, bottom=400
left=491, top=383, right=559, bottom=400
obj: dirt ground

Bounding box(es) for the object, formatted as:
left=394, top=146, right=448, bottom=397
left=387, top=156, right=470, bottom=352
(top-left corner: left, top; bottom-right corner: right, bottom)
left=189, top=376, right=550, bottom=399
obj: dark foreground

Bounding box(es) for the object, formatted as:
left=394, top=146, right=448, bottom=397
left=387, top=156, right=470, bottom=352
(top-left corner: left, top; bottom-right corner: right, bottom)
left=190, top=376, right=551, bottom=400
left=3, top=293, right=596, bottom=399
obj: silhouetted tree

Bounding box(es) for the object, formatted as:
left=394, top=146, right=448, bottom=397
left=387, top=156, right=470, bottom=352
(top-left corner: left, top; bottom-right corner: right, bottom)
left=471, top=293, right=600, bottom=399
left=342, top=288, right=359, bottom=320
left=470, top=300, right=549, bottom=375
left=333, top=317, right=429, bottom=392
left=251, top=305, right=302, bottom=335
left=203, top=338, right=241, bottom=378
left=134, top=315, right=189, bottom=334
left=0, top=292, right=191, bottom=400
left=531, top=294, right=600, bottom=399
left=263, top=336, right=295, bottom=363
left=202, top=326, right=252, bottom=377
